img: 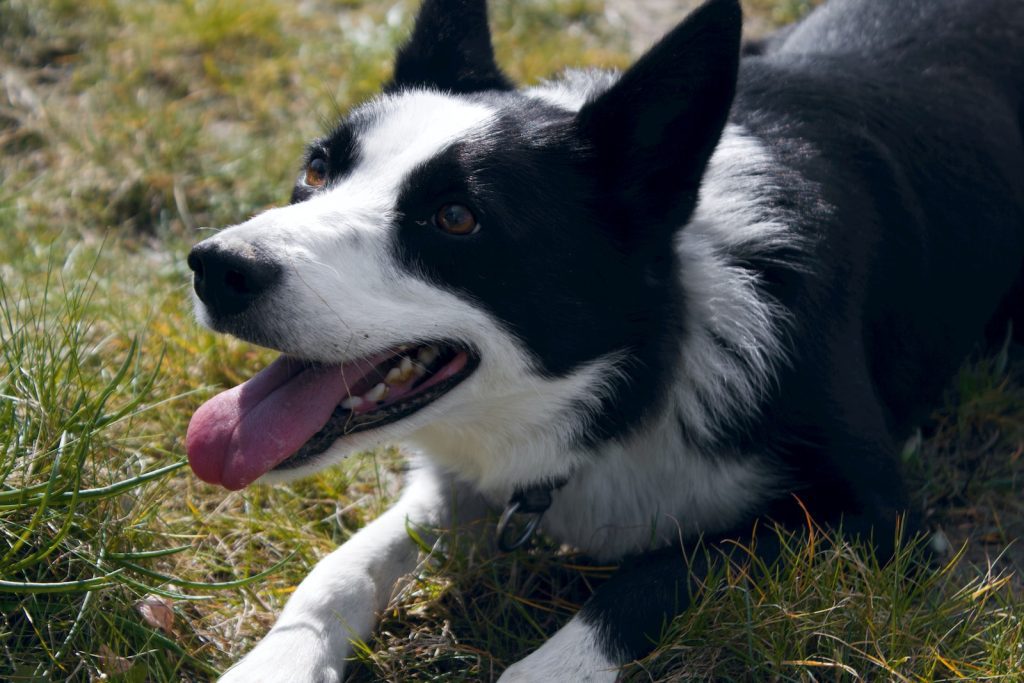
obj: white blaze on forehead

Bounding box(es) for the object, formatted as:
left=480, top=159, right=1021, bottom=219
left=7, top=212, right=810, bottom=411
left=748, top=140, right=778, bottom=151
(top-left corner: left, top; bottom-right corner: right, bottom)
left=344, top=90, right=496, bottom=197
left=208, top=90, right=496, bottom=256
left=524, top=69, right=620, bottom=112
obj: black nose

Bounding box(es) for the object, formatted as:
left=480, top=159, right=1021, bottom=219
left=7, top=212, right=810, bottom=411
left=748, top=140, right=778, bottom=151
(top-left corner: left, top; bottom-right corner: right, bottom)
left=187, top=240, right=282, bottom=318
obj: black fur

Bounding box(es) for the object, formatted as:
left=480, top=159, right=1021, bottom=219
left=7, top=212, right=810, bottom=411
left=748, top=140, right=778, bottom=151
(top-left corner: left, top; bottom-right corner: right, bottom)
left=576, top=0, right=742, bottom=235
left=290, top=124, right=360, bottom=204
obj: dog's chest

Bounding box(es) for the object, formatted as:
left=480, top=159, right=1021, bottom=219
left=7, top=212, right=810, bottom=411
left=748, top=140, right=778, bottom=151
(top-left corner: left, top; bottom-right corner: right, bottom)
left=538, top=423, right=771, bottom=561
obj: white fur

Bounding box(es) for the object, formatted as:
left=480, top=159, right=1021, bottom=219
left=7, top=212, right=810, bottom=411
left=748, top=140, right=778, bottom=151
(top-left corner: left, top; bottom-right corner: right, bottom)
left=546, top=411, right=774, bottom=561
left=351, top=91, right=495, bottom=180
left=219, top=466, right=481, bottom=682
left=672, top=124, right=797, bottom=440
left=524, top=68, right=620, bottom=110
left=498, top=617, right=619, bottom=682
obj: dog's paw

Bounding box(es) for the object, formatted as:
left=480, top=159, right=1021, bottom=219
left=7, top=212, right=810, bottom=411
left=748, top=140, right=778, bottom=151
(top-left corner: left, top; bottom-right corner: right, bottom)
left=217, top=628, right=344, bottom=683
left=497, top=618, right=619, bottom=683
left=499, top=658, right=618, bottom=683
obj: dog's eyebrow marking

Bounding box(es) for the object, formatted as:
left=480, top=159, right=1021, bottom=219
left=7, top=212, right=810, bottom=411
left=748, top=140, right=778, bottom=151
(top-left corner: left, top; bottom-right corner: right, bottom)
left=323, top=124, right=360, bottom=178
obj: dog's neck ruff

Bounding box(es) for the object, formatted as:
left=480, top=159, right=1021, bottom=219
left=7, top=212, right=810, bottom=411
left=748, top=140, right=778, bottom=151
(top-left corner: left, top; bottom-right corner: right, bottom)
left=670, top=124, right=799, bottom=441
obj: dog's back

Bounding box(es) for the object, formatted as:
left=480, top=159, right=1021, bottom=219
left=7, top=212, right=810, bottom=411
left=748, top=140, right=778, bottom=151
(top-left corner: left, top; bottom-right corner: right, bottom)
left=783, top=0, right=1021, bottom=61
left=733, top=0, right=1024, bottom=443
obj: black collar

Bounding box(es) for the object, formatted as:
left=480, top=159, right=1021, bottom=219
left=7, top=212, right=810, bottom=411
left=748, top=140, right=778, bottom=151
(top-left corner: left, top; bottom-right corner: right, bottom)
left=495, top=480, right=566, bottom=552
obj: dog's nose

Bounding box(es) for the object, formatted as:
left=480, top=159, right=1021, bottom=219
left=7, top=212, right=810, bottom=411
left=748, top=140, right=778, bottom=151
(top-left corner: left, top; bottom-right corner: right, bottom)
left=187, top=240, right=282, bottom=318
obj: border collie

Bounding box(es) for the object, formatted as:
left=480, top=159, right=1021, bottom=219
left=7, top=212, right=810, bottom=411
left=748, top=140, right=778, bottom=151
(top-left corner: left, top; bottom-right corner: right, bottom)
left=186, top=0, right=1024, bottom=679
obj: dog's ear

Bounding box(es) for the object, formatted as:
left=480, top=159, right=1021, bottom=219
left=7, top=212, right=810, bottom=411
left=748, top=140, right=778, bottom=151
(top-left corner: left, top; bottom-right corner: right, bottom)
left=388, top=0, right=512, bottom=94
left=576, top=0, right=742, bottom=234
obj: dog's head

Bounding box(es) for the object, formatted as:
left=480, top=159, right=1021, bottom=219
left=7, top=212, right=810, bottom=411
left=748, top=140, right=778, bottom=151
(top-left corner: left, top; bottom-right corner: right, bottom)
left=186, top=0, right=741, bottom=492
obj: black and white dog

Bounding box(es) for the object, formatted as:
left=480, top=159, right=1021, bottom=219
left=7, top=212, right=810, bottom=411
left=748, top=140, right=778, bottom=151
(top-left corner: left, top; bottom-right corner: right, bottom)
left=186, top=0, right=1024, bottom=679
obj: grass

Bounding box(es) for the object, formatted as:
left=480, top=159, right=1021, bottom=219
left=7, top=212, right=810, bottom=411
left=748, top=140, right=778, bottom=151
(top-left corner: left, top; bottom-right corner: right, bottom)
left=1, top=0, right=1021, bottom=680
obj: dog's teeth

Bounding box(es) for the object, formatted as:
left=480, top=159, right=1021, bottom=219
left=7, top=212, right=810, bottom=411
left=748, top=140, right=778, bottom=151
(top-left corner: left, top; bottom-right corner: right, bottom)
left=340, top=396, right=363, bottom=410
left=399, top=356, right=414, bottom=376
left=417, top=346, right=439, bottom=365
left=385, top=367, right=403, bottom=385
left=365, top=383, right=388, bottom=402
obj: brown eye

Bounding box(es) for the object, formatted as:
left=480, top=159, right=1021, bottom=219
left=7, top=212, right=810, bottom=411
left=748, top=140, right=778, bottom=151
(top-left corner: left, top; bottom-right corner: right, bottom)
left=304, top=158, right=328, bottom=188
left=435, top=203, right=478, bottom=235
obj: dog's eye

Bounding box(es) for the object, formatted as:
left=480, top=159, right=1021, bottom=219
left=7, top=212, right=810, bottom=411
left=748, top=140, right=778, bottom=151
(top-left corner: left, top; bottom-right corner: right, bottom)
left=435, top=204, right=478, bottom=235
left=304, top=158, right=328, bottom=188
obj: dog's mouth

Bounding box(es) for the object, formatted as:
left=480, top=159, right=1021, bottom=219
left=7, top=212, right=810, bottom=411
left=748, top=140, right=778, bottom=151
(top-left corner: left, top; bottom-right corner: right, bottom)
left=186, top=342, right=478, bottom=490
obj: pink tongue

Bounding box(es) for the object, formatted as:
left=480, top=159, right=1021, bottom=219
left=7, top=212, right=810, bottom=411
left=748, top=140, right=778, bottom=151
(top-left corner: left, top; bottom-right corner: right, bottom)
left=187, top=356, right=363, bottom=490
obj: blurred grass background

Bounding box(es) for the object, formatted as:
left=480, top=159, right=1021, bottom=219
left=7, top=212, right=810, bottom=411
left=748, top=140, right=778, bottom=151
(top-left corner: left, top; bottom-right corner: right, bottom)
left=1, top=0, right=1021, bottom=680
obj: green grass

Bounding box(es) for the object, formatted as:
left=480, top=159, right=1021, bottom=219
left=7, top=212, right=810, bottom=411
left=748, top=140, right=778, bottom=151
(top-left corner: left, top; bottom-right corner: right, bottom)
left=1, top=0, right=1021, bottom=680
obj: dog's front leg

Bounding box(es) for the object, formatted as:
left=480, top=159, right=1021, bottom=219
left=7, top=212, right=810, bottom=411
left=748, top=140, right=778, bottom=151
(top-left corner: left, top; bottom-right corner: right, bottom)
left=219, top=465, right=482, bottom=683
left=499, top=502, right=910, bottom=683
left=497, top=531, right=791, bottom=683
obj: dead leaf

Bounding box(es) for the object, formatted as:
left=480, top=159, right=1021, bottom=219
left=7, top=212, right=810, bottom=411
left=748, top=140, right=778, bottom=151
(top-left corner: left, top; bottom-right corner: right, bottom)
left=136, top=594, right=175, bottom=634
left=98, top=643, right=132, bottom=675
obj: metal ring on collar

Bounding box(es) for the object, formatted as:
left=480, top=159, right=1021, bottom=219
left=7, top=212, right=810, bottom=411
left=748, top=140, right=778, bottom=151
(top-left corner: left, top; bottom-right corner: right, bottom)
left=496, top=499, right=545, bottom=552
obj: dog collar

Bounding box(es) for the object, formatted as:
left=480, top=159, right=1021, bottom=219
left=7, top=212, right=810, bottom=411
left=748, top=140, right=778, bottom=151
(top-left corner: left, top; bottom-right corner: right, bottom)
left=496, top=480, right=565, bottom=552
